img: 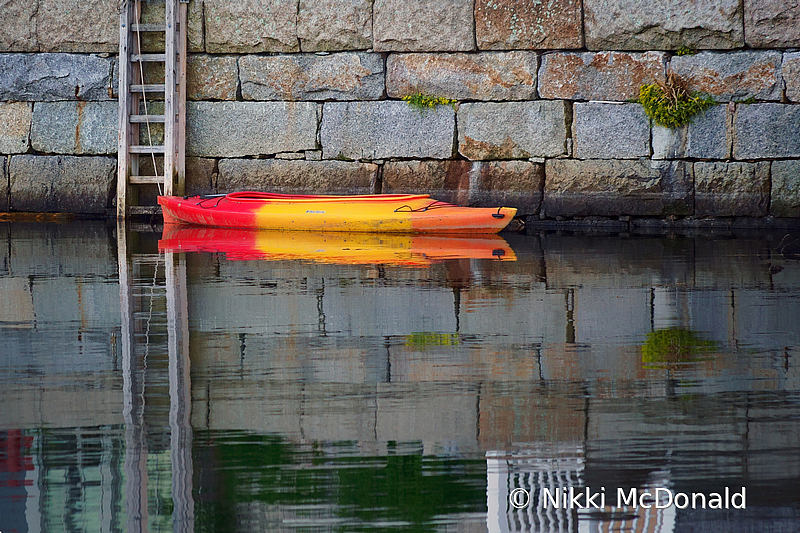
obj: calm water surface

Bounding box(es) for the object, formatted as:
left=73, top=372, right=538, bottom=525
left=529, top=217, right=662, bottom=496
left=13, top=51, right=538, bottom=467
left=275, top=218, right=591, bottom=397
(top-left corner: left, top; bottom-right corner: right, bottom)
left=1, top=221, right=799, bottom=532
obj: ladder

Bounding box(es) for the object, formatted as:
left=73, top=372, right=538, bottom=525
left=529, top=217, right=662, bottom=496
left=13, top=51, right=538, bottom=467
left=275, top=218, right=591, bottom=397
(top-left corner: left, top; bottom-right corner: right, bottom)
left=117, top=0, right=187, bottom=218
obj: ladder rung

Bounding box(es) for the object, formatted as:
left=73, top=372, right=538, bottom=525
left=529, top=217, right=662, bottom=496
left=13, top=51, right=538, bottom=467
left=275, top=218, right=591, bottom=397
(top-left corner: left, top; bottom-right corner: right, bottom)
left=130, top=114, right=166, bottom=123
left=129, top=145, right=166, bottom=154
left=128, top=206, right=162, bottom=216
left=130, top=84, right=165, bottom=93
left=130, top=23, right=166, bottom=32
left=131, top=53, right=166, bottom=62
left=129, top=175, right=165, bottom=185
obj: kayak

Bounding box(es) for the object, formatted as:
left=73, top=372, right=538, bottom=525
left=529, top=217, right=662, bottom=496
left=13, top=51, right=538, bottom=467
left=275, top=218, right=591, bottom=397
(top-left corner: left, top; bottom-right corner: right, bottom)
left=157, top=192, right=517, bottom=234
left=159, top=225, right=516, bottom=266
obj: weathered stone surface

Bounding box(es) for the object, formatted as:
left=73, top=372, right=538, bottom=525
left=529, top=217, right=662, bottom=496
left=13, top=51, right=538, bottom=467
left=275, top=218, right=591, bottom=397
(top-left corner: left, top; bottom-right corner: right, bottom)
left=135, top=60, right=167, bottom=86
left=470, top=160, right=544, bottom=214
left=275, top=152, right=305, bottom=160
left=0, top=0, right=117, bottom=52
left=135, top=101, right=165, bottom=146
left=744, top=0, right=800, bottom=48
left=784, top=52, right=800, bottom=103
left=187, top=55, right=238, bottom=100
left=671, top=51, right=783, bottom=102
left=475, top=0, right=583, bottom=50
left=652, top=105, right=730, bottom=160
left=584, top=0, right=744, bottom=50
left=240, top=53, right=384, bottom=101
left=383, top=160, right=463, bottom=196
left=771, top=160, right=800, bottom=218
left=186, top=157, right=218, bottom=196
left=297, top=0, right=373, bottom=51
left=217, top=159, right=377, bottom=195
left=111, top=57, right=119, bottom=98
left=0, top=0, right=37, bottom=51
left=0, top=53, right=113, bottom=101
left=32, top=101, right=117, bottom=155
left=31, top=101, right=116, bottom=155
left=373, top=0, right=475, bottom=52
left=321, top=101, right=455, bottom=160
left=9, top=155, right=115, bottom=213
left=0, top=156, right=6, bottom=211
left=573, top=103, right=650, bottom=159
left=0, top=102, right=32, bottom=154
left=543, top=159, right=693, bottom=217
left=35, top=0, right=118, bottom=53
left=204, top=0, right=298, bottom=53
left=694, top=161, right=769, bottom=217
left=539, top=51, right=665, bottom=101
left=187, top=0, right=205, bottom=52
left=458, top=101, right=567, bottom=160
left=187, top=102, right=320, bottom=157
left=387, top=52, right=537, bottom=101
left=733, top=104, right=800, bottom=159
left=383, top=159, right=543, bottom=213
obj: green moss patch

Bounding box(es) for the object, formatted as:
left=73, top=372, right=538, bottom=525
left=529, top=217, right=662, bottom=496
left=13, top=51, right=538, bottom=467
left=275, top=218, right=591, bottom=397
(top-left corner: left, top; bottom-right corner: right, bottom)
left=402, top=93, right=457, bottom=113
left=638, top=72, right=715, bottom=129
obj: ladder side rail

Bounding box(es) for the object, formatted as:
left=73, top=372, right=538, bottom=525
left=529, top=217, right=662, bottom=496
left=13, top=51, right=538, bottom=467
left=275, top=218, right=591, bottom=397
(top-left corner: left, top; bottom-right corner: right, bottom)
left=176, top=0, right=188, bottom=196
left=117, top=0, right=133, bottom=218
left=164, top=0, right=178, bottom=196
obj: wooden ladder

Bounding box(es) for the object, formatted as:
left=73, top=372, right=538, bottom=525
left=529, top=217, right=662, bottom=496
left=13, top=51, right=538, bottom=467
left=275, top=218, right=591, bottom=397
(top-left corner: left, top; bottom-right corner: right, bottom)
left=117, top=0, right=187, bottom=218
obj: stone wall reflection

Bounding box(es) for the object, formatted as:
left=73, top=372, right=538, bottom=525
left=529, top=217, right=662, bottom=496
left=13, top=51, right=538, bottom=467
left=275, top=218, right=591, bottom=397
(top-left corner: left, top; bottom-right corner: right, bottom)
left=2, top=225, right=800, bottom=532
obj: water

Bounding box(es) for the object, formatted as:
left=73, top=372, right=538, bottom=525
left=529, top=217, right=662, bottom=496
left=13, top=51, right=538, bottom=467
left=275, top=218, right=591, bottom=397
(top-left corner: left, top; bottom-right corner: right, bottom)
left=1, top=220, right=799, bottom=532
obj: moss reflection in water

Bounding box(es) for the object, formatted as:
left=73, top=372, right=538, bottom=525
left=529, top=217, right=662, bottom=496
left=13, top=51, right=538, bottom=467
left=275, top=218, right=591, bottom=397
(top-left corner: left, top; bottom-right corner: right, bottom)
left=404, top=332, right=460, bottom=349
left=194, top=432, right=486, bottom=532
left=641, top=327, right=717, bottom=369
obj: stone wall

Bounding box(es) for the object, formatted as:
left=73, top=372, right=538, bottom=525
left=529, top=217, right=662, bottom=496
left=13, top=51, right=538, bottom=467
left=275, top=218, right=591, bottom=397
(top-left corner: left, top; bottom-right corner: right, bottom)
left=1, top=0, right=799, bottom=221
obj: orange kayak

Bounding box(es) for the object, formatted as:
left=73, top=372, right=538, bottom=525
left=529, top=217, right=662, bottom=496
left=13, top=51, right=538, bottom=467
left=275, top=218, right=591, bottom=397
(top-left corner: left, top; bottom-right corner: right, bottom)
left=157, top=192, right=517, bottom=234
left=158, top=225, right=516, bottom=265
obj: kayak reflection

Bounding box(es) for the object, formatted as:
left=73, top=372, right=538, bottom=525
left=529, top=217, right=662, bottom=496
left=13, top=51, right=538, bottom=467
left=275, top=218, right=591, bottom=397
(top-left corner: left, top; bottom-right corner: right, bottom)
left=158, top=224, right=517, bottom=265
